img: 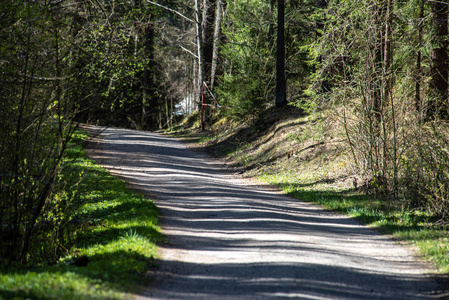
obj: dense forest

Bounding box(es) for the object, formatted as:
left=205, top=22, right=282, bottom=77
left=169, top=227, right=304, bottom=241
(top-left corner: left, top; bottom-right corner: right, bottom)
left=1, top=0, right=449, bottom=265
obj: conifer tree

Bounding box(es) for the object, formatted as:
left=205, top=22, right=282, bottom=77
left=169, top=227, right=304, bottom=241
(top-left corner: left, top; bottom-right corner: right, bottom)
left=276, top=0, right=287, bottom=107
left=428, top=0, right=448, bottom=120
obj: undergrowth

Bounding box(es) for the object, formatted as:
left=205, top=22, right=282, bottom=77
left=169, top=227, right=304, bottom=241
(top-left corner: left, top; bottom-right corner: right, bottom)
left=0, top=130, right=161, bottom=300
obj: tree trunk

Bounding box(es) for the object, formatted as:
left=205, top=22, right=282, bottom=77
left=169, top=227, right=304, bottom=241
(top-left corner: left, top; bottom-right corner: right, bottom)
left=415, top=0, right=424, bottom=115
left=269, top=0, right=275, bottom=37
left=142, top=23, right=155, bottom=129
left=202, top=0, right=216, bottom=85
left=428, top=0, right=448, bottom=120
left=195, top=0, right=204, bottom=111
left=372, top=0, right=385, bottom=126
left=210, top=0, right=223, bottom=89
left=384, top=0, right=397, bottom=198
left=316, top=0, right=329, bottom=92
left=382, top=0, right=393, bottom=106
left=141, top=1, right=155, bottom=130
left=275, top=0, right=287, bottom=108
left=165, top=96, right=169, bottom=128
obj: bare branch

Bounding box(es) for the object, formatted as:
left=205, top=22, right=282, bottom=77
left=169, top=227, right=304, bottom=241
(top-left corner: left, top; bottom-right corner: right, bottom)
left=426, top=0, right=449, bottom=5
left=146, top=0, right=195, bottom=23
left=179, top=45, right=199, bottom=59
left=19, top=74, right=71, bottom=82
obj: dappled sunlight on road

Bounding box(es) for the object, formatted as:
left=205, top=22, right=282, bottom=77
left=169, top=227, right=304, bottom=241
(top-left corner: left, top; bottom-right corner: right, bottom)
left=84, top=126, right=444, bottom=300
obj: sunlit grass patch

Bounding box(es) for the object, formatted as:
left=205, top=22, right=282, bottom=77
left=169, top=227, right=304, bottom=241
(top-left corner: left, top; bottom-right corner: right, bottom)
left=0, top=129, right=161, bottom=299
left=420, top=238, right=449, bottom=274
left=0, top=269, right=122, bottom=300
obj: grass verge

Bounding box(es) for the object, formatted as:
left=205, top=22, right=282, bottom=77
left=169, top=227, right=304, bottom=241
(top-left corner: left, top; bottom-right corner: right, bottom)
left=0, top=130, right=161, bottom=300
left=259, top=172, right=449, bottom=275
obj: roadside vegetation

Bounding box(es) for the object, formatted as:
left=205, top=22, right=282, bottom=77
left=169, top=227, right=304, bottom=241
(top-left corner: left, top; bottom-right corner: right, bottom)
left=0, top=131, right=161, bottom=300
left=168, top=106, right=449, bottom=275
left=2, top=0, right=449, bottom=295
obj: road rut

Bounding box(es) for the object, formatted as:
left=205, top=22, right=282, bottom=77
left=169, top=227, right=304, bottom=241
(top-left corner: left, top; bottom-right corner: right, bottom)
left=84, top=126, right=446, bottom=299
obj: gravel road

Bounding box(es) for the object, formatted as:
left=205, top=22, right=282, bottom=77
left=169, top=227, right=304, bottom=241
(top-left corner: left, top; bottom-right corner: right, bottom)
left=84, top=126, right=447, bottom=300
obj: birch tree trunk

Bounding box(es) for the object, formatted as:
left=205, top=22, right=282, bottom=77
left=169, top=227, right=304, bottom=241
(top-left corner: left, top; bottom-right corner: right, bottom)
left=211, top=0, right=223, bottom=89
left=195, top=0, right=204, bottom=110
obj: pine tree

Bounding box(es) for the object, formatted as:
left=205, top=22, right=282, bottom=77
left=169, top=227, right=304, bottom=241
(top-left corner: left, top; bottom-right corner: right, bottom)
left=276, top=0, right=287, bottom=108
left=428, top=0, right=448, bottom=120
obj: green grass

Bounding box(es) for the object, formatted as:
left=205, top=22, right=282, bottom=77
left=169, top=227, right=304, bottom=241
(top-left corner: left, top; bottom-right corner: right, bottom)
left=259, top=172, right=449, bottom=275
left=0, top=130, right=162, bottom=300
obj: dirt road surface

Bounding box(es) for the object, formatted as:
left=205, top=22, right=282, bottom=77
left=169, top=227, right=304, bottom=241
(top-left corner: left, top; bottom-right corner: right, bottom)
left=84, top=126, right=447, bottom=300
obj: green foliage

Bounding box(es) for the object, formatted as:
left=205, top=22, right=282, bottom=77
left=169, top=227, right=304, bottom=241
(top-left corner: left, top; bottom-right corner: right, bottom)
left=0, top=0, right=82, bottom=263
left=0, top=0, right=186, bottom=264
left=217, top=0, right=316, bottom=118
left=217, top=0, right=274, bottom=117
left=0, top=0, right=177, bottom=264
left=0, top=131, right=161, bottom=299
left=218, top=73, right=266, bottom=118
left=303, top=0, right=449, bottom=219
left=73, top=1, right=160, bottom=129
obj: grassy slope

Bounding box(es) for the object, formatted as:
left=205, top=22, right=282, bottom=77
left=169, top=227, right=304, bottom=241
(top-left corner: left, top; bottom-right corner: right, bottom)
left=0, top=131, right=162, bottom=300
left=170, top=105, right=449, bottom=276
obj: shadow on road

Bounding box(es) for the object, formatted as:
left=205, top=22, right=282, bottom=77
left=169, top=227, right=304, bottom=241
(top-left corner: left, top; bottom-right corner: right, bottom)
left=84, top=126, right=447, bottom=300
